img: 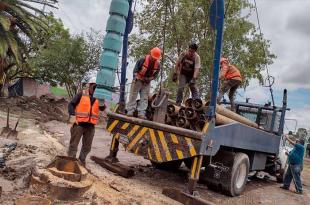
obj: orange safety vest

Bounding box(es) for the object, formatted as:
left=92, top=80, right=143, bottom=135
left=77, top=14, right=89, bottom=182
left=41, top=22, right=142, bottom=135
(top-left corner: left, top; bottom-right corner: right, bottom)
left=136, top=55, right=159, bottom=80
left=75, top=90, right=99, bottom=125
left=225, top=65, right=242, bottom=80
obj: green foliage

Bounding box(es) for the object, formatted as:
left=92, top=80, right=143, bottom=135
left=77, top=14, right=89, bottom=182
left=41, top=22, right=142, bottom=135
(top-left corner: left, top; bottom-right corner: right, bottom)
left=50, top=86, right=68, bottom=96
left=130, top=0, right=276, bottom=99
left=30, top=15, right=103, bottom=98
left=0, top=0, right=57, bottom=95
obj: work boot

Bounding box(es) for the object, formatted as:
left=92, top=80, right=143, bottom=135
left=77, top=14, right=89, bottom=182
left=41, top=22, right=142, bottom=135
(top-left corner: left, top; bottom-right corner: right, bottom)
left=296, top=191, right=303, bottom=195
left=280, top=186, right=289, bottom=190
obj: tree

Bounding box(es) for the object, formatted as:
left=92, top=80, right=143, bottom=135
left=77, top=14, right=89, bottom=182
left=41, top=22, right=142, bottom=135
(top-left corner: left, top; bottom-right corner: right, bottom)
left=130, top=0, right=275, bottom=99
left=30, top=16, right=103, bottom=98
left=0, top=0, right=57, bottom=95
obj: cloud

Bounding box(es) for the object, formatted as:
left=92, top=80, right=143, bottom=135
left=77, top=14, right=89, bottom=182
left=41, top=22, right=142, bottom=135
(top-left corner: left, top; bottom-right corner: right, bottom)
left=285, top=105, right=310, bottom=131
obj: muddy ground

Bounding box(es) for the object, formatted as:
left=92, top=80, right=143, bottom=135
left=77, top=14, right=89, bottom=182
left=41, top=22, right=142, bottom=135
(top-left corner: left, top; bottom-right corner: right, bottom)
left=0, top=105, right=309, bottom=205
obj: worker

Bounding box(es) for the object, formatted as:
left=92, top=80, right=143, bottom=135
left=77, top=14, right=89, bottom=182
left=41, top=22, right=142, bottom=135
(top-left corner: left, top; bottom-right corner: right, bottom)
left=126, top=47, right=162, bottom=119
left=67, top=76, right=105, bottom=165
left=173, top=43, right=201, bottom=105
left=217, top=57, right=242, bottom=111
left=280, top=135, right=305, bottom=194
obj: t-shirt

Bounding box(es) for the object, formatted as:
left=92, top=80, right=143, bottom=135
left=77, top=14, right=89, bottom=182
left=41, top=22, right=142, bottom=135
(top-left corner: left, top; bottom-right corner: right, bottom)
left=177, top=52, right=201, bottom=70
left=288, top=143, right=305, bottom=165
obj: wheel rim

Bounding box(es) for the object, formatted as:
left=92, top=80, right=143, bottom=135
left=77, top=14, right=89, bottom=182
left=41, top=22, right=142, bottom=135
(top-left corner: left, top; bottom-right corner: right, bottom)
left=236, top=163, right=247, bottom=189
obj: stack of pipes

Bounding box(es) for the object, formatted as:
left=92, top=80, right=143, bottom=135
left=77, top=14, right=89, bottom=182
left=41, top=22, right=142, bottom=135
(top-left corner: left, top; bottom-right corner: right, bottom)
left=165, top=98, right=260, bottom=132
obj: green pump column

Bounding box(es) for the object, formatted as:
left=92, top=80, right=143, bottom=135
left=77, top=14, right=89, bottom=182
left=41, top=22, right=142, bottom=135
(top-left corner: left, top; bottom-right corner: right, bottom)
left=94, top=0, right=129, bottom=103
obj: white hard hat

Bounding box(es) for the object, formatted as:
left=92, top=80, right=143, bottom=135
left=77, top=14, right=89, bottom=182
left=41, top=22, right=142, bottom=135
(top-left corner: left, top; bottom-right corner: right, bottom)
left=88, top=76, right=97, bottom=84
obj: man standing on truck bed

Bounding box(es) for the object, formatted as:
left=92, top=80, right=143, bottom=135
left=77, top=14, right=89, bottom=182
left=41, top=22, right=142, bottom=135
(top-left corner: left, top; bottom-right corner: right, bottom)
left=126, top=47, right=162, bottom=119
left=280, top=135, right=305, bottom=194
left=217, top=57, right=242, bottom=111
left=173, top=43, right=201, bottom=106
left=67, top=77, right=105, bottom=165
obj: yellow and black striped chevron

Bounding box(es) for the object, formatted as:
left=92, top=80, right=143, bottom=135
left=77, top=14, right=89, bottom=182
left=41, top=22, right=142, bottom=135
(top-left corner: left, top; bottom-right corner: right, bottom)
left=107, top=118, right=202, bottom=163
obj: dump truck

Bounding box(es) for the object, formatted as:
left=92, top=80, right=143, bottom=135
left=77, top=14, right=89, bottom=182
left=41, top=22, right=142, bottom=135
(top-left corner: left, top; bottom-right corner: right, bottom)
left=92, top=0, right=290, bottom=204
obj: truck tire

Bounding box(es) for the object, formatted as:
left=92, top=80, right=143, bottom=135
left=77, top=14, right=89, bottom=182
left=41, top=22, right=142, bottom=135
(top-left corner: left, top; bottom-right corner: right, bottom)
left=222, top=153, right=250, bottom=196
left=151, top=160, right=182, bottom=171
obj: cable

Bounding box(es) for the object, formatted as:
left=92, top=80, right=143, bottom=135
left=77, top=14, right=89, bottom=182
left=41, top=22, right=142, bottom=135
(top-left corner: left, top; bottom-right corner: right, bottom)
left=253, top=0, right=275, bottom=106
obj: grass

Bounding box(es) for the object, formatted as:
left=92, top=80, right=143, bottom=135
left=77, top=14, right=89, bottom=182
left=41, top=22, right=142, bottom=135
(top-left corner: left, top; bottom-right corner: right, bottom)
left=50, top=87, right=68, bottom=96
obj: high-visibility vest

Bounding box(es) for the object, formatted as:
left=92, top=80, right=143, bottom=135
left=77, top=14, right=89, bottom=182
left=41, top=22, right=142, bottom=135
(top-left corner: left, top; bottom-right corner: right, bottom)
left=136, top=55, right=159, bottom=80
left=180, top=53, right=195, bottom=77
left=75, top=90, right=99, bottom=125
left=225, top=65, right=242, bottom=80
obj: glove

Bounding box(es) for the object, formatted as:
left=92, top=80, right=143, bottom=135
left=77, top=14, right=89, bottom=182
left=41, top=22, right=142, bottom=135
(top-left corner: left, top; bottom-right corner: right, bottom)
left=172, top=73, right=178, bottom=82
left=68, top=115, right=76, bottom=125
left=189, top=78, right=196, bottom=84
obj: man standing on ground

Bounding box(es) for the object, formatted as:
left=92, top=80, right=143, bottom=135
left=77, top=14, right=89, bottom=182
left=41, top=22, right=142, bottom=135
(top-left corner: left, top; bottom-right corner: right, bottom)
left=280, top=135, right=305, bottom=194
left=217, top=57, right=242, bottom=111
left=173, top=43, right=201, bottom=106
left=126, top=47, right=162, bottom=119
left=67, top=77, right=105, bottom=165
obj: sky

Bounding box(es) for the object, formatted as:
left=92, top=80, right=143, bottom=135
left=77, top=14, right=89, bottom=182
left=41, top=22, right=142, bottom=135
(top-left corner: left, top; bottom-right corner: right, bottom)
left=46, top=0, right=310, bottom=131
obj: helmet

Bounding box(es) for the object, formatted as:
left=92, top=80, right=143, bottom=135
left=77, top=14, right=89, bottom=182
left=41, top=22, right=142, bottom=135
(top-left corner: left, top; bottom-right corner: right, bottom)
left=150, top=47, right=161, bottom=60
left=189, top=43, right=198, bottom=51
left=220, top=57, right=229, bottom=64
left=88, top=76, right=97, bottom=84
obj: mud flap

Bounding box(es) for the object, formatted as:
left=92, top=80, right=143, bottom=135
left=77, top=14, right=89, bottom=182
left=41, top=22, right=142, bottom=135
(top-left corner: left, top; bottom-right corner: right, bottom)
left=162, top=188, right=215, bottom=205
left=90, top=156, right=135, bottom=178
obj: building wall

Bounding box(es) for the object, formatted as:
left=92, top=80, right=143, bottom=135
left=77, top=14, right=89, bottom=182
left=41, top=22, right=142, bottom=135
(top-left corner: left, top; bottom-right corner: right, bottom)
left=22, top=78, right=50, bottom=97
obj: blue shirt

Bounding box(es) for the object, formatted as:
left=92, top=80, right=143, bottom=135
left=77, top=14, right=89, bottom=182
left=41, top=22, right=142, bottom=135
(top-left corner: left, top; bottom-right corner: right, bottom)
left=288, top=144, right=305, bottom=165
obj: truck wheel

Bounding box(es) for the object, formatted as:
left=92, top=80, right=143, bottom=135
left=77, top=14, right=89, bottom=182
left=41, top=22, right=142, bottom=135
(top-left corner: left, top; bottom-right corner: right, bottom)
left=222, top=153, right=249, bottom=196
left=151, top=160, right=182, bottom=171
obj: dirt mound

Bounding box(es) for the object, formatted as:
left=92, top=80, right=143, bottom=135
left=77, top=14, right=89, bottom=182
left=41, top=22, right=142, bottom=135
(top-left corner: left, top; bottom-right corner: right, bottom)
left=0, top=95, right=69, bottom=123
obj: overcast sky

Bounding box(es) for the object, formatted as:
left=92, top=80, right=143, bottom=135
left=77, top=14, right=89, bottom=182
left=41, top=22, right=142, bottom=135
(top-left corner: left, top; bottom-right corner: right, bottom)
left=48, top=0, right=310, bottom=131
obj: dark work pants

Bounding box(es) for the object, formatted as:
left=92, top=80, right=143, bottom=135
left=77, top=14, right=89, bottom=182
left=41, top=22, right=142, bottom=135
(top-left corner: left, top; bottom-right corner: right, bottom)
left=217, top=79, right=241, bottom=111
left=283, top=164, right=303, bottom=193
left=67, top=123, right=95, bottom=163
left=176, top=74, right=199, bottom=104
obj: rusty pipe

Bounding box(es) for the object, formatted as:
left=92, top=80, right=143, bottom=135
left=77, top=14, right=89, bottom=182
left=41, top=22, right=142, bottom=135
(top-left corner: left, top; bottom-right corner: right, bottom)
left=178, top=107, right=186, bottom=117
left=216, top=104, right=259, bottom=128
left=185, top=107, right=197, bottom=120
left=192, top=99, right=206, bottom=111
left=167, top=104, right=180, bottom=117
left=184, top=98, right=193, bottom=108
left=215, top=113, right=237, bottom=125
left=176, top=116, right=190, bottom=128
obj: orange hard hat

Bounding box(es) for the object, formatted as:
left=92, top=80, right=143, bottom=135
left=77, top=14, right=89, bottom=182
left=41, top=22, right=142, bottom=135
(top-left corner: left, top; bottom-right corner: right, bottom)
left=150, top=47, right=161, bottom=60
left=220, top=57, right=229, bottom=64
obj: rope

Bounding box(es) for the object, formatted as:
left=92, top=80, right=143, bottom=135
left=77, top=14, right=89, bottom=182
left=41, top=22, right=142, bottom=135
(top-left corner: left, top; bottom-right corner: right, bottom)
left=159, top=0, right=168, bottom=92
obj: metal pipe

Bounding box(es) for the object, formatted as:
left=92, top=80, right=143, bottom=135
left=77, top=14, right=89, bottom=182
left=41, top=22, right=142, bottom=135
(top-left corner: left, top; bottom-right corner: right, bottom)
left=185, top=107, right=197, bottom=120
left=184, top=98, right=193, bottom=108
left=119, top=0, right=133, bottom=104
left=192, top=99, right=206, bottom=111
left=208, top=0, right=225, bottom=118
left=216, top=104, right=259, bottom=128
left=167, top=104, right=180, bottom=117
left=108, top=112, right=202, bottom=139
left=278, top=89, right=287, bottom=136
left=215, top=113, right=237, bottom=125
left=176, top=116, right=190, bottom=128
left=178, top=107, right=186, bottom=117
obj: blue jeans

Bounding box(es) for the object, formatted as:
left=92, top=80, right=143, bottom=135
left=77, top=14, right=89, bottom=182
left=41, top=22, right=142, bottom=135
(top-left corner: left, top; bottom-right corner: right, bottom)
left=283, top=164, right=303, bottom=192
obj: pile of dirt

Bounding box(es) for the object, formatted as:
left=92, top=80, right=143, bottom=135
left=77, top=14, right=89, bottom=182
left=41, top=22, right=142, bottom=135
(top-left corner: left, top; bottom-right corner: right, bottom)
left=0, top=95, right=69, bottom=123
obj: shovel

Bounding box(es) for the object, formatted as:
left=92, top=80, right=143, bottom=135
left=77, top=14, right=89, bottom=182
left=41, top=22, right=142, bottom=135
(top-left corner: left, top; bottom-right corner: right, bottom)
left=1, top=107, right=13, bottom=137
left=7, top=113, right=22, bottom=139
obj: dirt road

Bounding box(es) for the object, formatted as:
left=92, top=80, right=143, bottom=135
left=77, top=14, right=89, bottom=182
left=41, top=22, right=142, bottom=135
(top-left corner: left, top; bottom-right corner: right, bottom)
left=1, top=113, right=309, bottom=204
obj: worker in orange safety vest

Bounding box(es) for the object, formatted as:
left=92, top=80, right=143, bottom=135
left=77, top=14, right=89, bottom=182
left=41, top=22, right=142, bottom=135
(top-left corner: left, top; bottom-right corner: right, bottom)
left=126, top=47, right=162, bottom=119
left=67, top=76, right=105, bottom=165
left=217, top=57, right=242, bottom=111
